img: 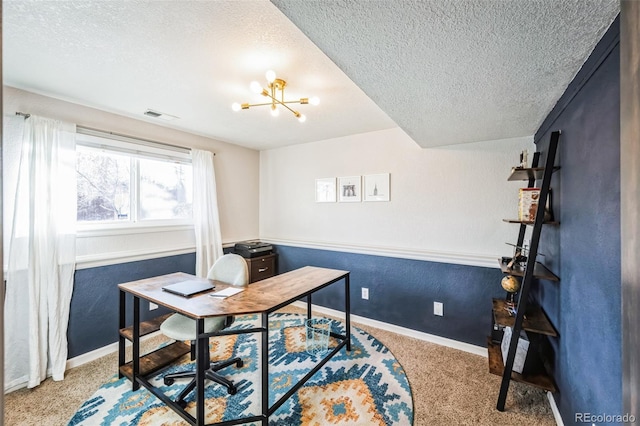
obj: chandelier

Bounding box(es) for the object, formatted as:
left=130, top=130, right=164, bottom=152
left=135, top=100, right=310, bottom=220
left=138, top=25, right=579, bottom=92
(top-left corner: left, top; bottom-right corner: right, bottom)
left=232, top=70, right=319, bottom=123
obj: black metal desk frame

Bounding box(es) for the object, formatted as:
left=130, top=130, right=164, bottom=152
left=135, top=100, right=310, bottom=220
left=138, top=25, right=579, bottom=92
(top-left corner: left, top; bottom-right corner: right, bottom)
left=118, top=269, right=351, bottom=426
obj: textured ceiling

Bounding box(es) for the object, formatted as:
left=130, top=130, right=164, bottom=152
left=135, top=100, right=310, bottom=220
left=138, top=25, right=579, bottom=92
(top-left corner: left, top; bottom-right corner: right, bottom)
left=272, top=0, right=620, bottom=147
left=4, top=1, right=395, bottom=150
left=4, top=1, right=619, bottom=150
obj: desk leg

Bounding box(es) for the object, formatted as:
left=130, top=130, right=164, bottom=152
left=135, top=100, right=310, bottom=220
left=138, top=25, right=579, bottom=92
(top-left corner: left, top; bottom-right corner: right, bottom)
left=132, top=296, right=140, bottom=391
left=261, top=312, right=269, bottom=425
left=196, top=319, right=206, bottom=426
left=118, top=290, right=126, bottom=378
left=345, top=274, right=351, bottom=352
left=306, top=294, right=312, bottom=319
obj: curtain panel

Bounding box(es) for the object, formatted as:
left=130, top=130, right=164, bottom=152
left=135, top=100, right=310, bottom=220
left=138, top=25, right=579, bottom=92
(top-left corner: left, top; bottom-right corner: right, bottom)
left=191, top=149, right=223, bottom=277
left=4, top=115, right=77, bottom=389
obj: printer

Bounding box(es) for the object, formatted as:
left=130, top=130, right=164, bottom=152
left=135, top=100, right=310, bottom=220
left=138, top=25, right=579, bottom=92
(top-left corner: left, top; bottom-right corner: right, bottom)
left=234, top=240, right=273, bottom=258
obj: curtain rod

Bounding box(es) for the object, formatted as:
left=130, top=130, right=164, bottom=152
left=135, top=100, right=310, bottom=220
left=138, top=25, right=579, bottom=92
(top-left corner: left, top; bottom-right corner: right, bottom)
left=14, top=111, right=215, bottom=156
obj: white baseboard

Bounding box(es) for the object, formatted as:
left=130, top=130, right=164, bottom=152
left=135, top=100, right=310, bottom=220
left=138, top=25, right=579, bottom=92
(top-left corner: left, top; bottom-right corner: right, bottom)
left=292, top=301, right=487, bottom=357
left=4, top=331, right=162, bottom=394
left=547, top=391, right=564, bottom=426
left=61, top=302, right=486, bottom=386
left=66, top=331, right=163, bottom=370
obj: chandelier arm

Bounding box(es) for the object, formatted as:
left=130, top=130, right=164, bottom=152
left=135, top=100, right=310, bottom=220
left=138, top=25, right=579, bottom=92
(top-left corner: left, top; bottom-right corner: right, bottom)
left=242, top=102, right=276, bottom=108
left=254, top=92, right=302, bottom=116
left=243, top=99, right=302, bottom=107
left=276, top=101, right=300, bottom=116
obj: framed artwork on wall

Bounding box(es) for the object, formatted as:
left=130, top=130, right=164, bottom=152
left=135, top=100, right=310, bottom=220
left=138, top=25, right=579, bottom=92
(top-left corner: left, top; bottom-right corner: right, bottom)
left=315, top=178, right=336, bottom=202
left=364, top=173, right=390, bottom=202
left=338, top=176, right=361, bottom=202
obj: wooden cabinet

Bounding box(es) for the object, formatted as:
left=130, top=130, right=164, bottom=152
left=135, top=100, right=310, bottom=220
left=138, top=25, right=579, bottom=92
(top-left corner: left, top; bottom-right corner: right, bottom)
left=490, top=131, right=561, bottom=411
left=244, top=253, right=277, bottom=283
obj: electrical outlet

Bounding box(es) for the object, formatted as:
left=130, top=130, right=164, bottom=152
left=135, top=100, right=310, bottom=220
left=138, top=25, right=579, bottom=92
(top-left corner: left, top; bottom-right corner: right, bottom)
left=149, top=302, right=158, bottom=311
left=434, top=301, right=443, bottom=316
left=361, top=288, right=369, bottom=300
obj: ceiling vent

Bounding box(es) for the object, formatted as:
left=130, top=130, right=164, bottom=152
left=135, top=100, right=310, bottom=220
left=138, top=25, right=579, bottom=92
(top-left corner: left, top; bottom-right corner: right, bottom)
left=144, top=109, right=179, bottom=121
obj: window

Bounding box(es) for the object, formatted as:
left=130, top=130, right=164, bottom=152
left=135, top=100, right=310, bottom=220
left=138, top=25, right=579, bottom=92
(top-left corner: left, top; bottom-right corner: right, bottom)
left=76, top=130, right=192, bottom=227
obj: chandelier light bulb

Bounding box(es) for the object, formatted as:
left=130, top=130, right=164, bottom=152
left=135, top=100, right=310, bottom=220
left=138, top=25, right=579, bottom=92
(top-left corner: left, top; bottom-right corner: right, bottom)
left=231, top=102, right=241, bottom=112
left=270, top=106, right=280, bottom=117
left=265, top=70, right=276, bottom=83
left=309, top=96, right=320, bottom=106
left=250, top=81, right=263, bottom=94
left=298, top=113, right=306, bottom=123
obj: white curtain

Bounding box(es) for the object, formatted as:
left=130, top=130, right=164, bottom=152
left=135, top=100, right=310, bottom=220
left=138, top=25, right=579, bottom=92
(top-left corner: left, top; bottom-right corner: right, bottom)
left=191, top=149, right=223, bottom=277
left=4, top=115, right=77, bottom=389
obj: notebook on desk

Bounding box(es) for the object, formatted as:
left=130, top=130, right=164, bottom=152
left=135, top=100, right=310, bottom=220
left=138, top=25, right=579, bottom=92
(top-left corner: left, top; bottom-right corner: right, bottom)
left=162, top=280, right=215, bottom=297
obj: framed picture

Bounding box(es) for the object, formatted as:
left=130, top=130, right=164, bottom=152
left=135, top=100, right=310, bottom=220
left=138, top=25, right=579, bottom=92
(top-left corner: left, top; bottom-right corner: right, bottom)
left=338, top=176, right=361, bottom=202
left=315, top=178, right=336, bottom=202
left=364, top=173, right=390, bottom=202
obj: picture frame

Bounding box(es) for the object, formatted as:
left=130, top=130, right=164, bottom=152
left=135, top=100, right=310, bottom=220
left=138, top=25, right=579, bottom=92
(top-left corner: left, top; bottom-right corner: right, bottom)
left=364, top=173, right=390, bottom=202
left=315, top=178, right=336, bottom=202
left=338, top=176, right=361, bottom=202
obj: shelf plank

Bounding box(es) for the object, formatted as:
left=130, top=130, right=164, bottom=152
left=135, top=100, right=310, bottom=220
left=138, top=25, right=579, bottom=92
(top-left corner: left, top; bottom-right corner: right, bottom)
left=487, top=338, right=557, bottom=392
left=508, top=166, right=560, bottom=181
left=120, top=313, right=173, bottom=342
left=492, top=299, right=557, bottom=336
left=502, top=219, right=559, bottom=226
left=499, top=258, right=559, bottom=282
left=120, top=341, right=190, bottom=381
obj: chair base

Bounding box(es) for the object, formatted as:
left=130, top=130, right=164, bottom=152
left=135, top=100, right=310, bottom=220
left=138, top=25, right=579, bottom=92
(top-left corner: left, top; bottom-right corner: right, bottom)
left=163, top=357, right=244, bottom=407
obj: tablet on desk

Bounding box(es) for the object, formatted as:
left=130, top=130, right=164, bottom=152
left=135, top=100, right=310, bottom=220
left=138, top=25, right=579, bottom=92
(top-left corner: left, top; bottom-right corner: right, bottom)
left=162, top=280, right=215, bottom=297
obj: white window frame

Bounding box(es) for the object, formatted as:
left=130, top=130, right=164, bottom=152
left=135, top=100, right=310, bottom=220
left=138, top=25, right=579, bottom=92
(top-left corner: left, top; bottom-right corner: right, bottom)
left=75, top=128, right=194, bottom=235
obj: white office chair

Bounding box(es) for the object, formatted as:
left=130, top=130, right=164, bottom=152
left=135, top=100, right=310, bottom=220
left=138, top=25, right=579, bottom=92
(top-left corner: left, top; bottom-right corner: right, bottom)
left=160, top=253, right=249, bottom=406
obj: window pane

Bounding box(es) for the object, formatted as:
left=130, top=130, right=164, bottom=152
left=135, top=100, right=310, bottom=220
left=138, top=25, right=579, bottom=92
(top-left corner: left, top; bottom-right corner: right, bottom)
left=139, top=158, right=192, bottom=220
left=77, top=147, right=131, bottom=222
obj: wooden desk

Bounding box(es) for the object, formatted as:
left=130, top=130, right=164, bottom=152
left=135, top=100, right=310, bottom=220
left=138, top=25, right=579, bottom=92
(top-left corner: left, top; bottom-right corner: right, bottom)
left=118, top=266, right=351, bottom=426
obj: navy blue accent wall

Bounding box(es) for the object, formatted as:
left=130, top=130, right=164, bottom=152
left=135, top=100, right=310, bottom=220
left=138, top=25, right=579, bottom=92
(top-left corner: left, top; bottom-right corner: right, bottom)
left=535, top=17, right=622, bottom=424
left=68, top=253, right=196, bottom=358
left=274, top=245, right=505, bottom=347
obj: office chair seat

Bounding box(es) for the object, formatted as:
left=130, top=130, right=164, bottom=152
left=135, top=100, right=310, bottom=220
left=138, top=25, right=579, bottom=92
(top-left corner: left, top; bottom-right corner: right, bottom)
left=160, top=314, right=226, bottom=342
left=160, top=253, right=248, bottom=407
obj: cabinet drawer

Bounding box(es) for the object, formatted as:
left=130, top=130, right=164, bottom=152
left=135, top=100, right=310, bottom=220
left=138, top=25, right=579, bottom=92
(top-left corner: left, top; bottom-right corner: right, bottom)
left=247, top=254, right=276, bottom=283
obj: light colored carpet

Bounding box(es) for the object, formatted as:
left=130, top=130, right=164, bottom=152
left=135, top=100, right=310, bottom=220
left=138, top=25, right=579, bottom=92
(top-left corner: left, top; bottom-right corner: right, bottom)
left=5, top=306, right=555, bottom=425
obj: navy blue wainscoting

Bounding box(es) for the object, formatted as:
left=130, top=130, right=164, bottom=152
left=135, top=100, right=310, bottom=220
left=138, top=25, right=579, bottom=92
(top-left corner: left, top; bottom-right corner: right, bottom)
left=274, top=245, right=505, bottom=347
left=68, top=253, right=196, bottom=359
left=535, top=16, right=622, bottom=424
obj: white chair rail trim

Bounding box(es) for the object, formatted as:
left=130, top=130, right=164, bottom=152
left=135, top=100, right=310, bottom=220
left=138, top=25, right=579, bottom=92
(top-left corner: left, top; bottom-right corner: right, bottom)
left=261, top=237, right=499, bottom=269
left=75, top=247, right=197, bottom=270
left=74, top=239, right=499, bottom=271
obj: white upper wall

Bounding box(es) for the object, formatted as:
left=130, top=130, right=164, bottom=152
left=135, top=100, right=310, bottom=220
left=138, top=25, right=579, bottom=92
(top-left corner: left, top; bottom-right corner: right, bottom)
left=4, top=86, right=535, bottom=268
left=3, top=86, right=260, bottom=267
left=259, top=127, right=534, bottom=267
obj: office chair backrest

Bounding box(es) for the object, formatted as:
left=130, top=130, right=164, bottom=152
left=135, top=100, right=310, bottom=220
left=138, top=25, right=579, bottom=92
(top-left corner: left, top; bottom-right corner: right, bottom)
left=207, top=253, right=249, bottom=287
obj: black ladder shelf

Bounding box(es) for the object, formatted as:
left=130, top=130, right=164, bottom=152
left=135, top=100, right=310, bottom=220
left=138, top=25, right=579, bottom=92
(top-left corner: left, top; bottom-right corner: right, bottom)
left=494, top=131, right=561, bottom=411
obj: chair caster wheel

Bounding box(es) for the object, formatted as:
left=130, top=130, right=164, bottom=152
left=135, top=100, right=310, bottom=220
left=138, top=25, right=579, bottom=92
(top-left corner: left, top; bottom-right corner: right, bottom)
left=236, top=359, right=244, bottom=368
left=228, top=386, right=237, bottom=395
left=164, top=378, right=174, bottom=386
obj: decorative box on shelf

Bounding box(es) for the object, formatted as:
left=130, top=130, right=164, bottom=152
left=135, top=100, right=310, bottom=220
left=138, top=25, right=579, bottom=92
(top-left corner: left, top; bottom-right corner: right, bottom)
left=518, top=188, right=541, bottom=222
left=501, top=326, right=539, bottom=375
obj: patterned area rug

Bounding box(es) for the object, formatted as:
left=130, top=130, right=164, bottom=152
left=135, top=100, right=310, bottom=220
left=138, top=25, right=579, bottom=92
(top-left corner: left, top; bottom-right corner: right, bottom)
left=68, top=313, right=413, bottom=425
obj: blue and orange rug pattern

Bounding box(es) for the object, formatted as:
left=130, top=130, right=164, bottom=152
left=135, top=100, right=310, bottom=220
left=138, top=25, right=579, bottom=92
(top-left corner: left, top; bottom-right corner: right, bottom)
left=68, top=313, right=413, bottom=425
